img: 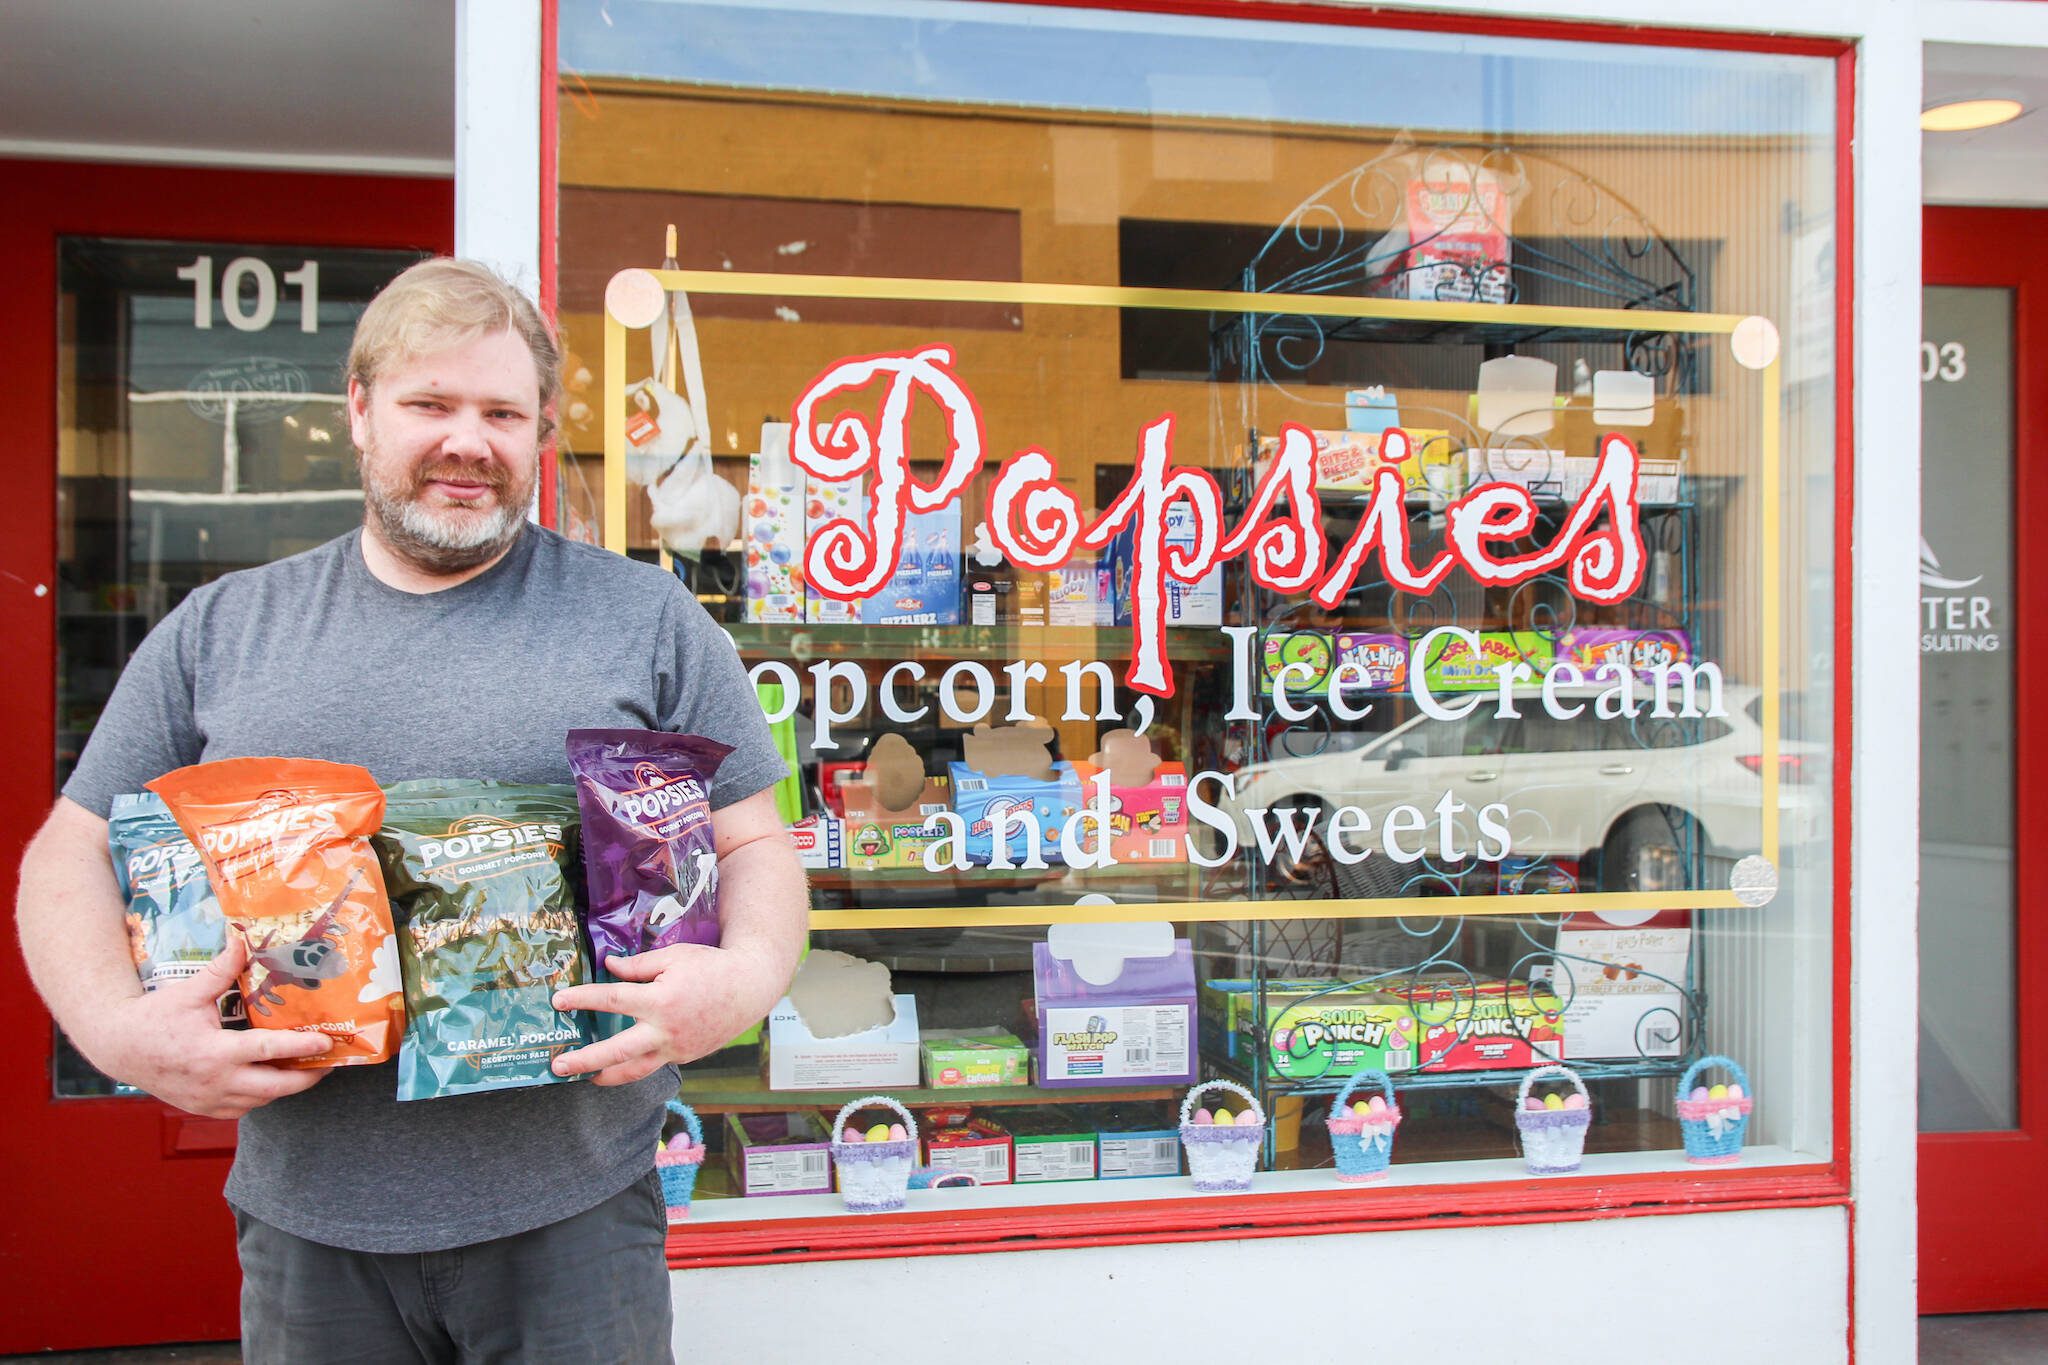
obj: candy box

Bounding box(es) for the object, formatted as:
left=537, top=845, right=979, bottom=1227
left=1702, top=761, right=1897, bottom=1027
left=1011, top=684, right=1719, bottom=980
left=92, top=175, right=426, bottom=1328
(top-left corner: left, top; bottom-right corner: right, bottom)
left=1033, top=922, right=1196, bottom=1087
left=803, top=475, right=866, bottom=625
left=862, top=502, right=961, bottom=625
left=1070, top=728, right=1188, bottom=865
left=766, top=991, right=921, bottom=1090
left=922, top=1029, right=1031, bottom=1088
left=1388, top=975, right=1566, bottom=1072
left=1417, top=629, right=1554, bottom=692
left=743, top=427, right=804, bottom=623
left=790, top=815, right=844, bottom=870
left=1106, top=502, right=1224, bottom=628
left=925, top=1117, right=1013, bottom=1185
left=841, top=734, right=951, bottom=871
left=1094, top=1102, right=1182, bottom=1180
left=1009, top=1107, right=1098, bottom=1183
left=1535, top=916, right=1692, bottom=1060
left=725, top=1111, right=835, bottom=1197
left=1496, top=856, right=1579, bottom=895
left=1558, top=628, right=1694, bottom=684
left=1197, top=978, right=1345, bottom=1062
left=1465, top=446, right=1572, bottom=500
left=948, top=723, right=1084, bottom=868
left=1260, top=630, right=1408, bottom=696
left=1046, top=552, right=1100, bottom=627
left=1240, top=989, right=1420, bottom=1081
left=1379, top=166, right=1512, bottom=305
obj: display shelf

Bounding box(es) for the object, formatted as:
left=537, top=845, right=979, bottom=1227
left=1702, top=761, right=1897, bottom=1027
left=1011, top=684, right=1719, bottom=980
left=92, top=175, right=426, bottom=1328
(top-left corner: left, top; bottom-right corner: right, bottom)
left=807, top=860, right=1203, bottom=894
left=1212, top=1053, right=1689, bottom=1100
left=675, top=1068, right=1177, bottom=1114
left=724, top=622, right=1233, bottom=663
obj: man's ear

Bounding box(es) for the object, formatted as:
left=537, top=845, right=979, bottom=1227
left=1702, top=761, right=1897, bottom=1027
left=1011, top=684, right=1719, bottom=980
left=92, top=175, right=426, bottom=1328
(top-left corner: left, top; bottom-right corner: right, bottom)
left=346, top=376, right=372, bottom=450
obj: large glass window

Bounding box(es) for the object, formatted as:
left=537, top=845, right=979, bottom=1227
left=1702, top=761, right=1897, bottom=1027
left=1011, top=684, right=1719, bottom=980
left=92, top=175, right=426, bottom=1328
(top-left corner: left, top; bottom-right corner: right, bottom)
left=554, top=0, right=1840, bottom=1221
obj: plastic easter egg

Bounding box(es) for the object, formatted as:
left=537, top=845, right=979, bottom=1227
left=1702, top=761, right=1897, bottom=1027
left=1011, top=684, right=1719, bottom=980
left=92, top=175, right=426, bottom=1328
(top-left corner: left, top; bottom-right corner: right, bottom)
left=865, top=1123, right=892, bottom=1143
left=1564, top=1093, right=1588, bottom=1110
left=1353, top=1100, right=1371, bottom=1116
left=1525, top=1097, right=1547, bottom=1111
left=1193, top=1108, right=1212, bottom=1125
left=1690, top=1086, right=1710, bottom=1102
left=1237, top=1109, right=1260, bottom=1127
left=1367, top=1095, right=1388, bottom=1114
left=842, top=1127, right=863, bottom=1144
left=1211, top=1108, right=1233, bottom=1127
left=1544, top=1093, right=1566, bottom=1111
left=1709, top=1083, right=1729, bottom=1100
left=1728, top=1084, right=1745, bottom=1100
left=888, top=1124, right=908, bottom=1142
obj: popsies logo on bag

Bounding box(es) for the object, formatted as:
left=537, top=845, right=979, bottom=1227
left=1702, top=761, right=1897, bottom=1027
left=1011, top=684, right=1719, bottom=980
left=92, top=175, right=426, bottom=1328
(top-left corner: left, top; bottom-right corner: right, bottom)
left=792, top=345, right=1647, bottom=699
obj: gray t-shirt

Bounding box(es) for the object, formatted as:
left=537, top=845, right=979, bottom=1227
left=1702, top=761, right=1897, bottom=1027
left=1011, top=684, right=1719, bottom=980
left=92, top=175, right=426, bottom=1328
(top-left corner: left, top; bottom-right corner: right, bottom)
left=65, top=525, right=788, bottom=1253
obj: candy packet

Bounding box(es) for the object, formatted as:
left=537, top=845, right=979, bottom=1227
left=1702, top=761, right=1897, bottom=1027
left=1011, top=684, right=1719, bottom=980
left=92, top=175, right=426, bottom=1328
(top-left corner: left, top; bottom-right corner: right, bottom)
left=148, top=757, right=402, bottom=1068
left=567, top=729, right=731, bottom=964
left=375, top=780, right=592, bottom=1101
left=108, top=792, right=243, bottom=1024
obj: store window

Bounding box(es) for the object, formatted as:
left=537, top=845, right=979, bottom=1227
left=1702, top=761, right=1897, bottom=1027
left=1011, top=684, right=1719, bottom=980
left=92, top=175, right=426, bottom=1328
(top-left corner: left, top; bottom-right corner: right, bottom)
left=552, top=0, right=1841, bottom=1222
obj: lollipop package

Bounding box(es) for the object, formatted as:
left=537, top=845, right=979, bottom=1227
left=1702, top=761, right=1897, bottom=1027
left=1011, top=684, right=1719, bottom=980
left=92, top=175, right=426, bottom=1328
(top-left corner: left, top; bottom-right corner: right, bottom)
left=108, top=792, right=243, bottom=1023
left=375, top=780, right=592, bottom=1101
left=148, top=757, right=402, bottom=1068
left=567, top=729, right=731, bottom=965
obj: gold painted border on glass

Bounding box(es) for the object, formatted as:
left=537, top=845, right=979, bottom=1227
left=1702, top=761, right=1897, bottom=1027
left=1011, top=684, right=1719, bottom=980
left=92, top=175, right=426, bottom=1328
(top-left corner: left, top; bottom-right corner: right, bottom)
left=602, top=269, right=1782, bottom=929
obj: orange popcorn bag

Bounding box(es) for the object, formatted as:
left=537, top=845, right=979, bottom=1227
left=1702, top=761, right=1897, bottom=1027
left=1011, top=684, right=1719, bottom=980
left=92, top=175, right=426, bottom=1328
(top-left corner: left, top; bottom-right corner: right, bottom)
left=149, top=757, right=403, bottom=1068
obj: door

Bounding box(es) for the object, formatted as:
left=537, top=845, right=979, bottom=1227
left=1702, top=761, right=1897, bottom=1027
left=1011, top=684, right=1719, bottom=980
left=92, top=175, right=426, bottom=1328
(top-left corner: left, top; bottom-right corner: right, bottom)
left=0, top=159, right=449, bottom=1353
left=1918, top=206, right=2048, bottom=1313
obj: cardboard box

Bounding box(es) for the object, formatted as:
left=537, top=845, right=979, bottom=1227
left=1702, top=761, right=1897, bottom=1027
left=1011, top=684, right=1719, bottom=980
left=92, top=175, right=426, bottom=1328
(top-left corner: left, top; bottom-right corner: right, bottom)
left=1222, top=988, right=1420, bottom=1081
left=1465, top=446, right=1573, bottom=500
left=1197, top=978, right=1351, bottom=1062
left=803, top=476, right=866, bottom=625
left=743, top=428, right=804, bottom=623
left=1257, top=427, right=1455, bottom=495
left=841, top=734, right=952, bottom=870
left=948, top=723, right=1084, bottom=867
left=1047, top=553, right=1099, bottom=626
left=1558, top=628, right=1695, bottom=685
left=1095, top=1103, right=1182, bottom=1179
left=1106, top=502, right=1224, bottom=627
left=1416, top=629, right=1555, bottom=692
left=1009, top=1108, right=1098, bottom=1183
left=1496, top=856, right=1580, bottom=895
left=1537, top=917, right=1691, bottom=1059
left=1388, top=975, right=1566, bottom=1072
left=1260, top=630, right=1408, bottom=696
left=766, top=992, right=921, bottom=1090
left=922, top=1030, right=1031, bottom=1088
left=790, top=815, right=844, bottom=870
left=725, top=1111, right=835, bottom=1197
left=1067, top=727, right=1188, bottom=865
left=1382, top=167, right=1512, bottom=305
left=862, top=502, right=961, bottom=625
left=1033, top=924, right=1197, bottom=1087
left=926, top=1117, right=1013, bottom=1185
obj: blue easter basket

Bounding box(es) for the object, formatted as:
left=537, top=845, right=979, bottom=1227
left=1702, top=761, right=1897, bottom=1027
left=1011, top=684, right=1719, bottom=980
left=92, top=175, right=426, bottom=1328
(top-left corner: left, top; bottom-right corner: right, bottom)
left=1676, top=1055, right=1753, bottom=1164
left=655, top=1100, right=706, bottom=1222
left=1326, top=1069, right=1401, bottom=1183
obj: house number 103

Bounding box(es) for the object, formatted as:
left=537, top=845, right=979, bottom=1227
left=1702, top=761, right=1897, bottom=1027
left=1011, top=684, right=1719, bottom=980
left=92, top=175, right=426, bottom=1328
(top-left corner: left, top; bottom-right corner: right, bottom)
left=174, top=255, right=320, bottom=333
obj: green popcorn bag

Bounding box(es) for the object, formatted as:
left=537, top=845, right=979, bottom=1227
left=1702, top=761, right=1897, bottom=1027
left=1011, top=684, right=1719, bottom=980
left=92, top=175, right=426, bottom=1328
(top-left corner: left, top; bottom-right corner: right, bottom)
left=376, top=780, right=593, bottom=1101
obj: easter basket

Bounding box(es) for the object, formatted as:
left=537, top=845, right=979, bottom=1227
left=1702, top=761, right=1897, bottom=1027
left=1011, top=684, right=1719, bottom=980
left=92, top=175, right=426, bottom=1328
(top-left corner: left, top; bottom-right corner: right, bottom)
left=1676, top=1055, right=1753, bottom=1164
left=655, top=1100, right=706, bottom=1222
left=1180, top=1079, right=1265, bottom=1192
left=1515, top=1065, right=1592, bottom=1175
left=830, top=1095, right=920, bottom=1213
left=1326, top=1069, right=1402, bottom=1183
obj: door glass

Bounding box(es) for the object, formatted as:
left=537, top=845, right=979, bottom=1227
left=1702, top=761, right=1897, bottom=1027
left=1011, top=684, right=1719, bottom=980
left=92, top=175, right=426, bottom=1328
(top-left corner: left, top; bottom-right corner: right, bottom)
left=53, top=237, right=423, bottom=1097
left=1919, top=285, right=2016, bottom=1132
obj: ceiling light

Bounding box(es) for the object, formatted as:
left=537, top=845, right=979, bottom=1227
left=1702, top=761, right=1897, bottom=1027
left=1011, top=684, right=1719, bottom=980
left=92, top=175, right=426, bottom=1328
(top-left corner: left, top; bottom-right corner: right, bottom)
left=1922, top=98, right=2024, bottom=132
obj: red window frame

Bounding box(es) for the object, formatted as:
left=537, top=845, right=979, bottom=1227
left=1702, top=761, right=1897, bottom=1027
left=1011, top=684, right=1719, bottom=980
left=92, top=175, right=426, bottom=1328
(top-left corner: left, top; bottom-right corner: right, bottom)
left=535, top=0, right=1857, bottom=1268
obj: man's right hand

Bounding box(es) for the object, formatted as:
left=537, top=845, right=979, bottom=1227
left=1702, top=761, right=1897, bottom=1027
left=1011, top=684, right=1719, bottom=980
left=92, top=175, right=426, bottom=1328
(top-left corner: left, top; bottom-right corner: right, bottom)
left=85, top=937, right=333, bottom=1119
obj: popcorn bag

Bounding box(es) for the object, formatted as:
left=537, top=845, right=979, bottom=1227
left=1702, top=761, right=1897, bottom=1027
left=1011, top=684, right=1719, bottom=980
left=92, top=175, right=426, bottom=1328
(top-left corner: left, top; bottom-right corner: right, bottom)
left=148, top=758, right=402, bottom=1068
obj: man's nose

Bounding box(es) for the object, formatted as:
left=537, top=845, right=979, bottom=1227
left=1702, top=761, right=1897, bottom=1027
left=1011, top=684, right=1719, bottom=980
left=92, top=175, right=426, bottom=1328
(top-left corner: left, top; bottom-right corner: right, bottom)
left=440, top=409, right=492, bottom=459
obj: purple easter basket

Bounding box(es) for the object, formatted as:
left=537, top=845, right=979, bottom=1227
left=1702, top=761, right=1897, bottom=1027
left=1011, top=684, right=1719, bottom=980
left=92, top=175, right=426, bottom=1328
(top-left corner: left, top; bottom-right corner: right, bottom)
left=829, top=1095, right=920, bottom=1212
left=1179, top=1079, right=1265, bottom=1192
left=1327, top=1069, right=1401, bottom=1183
left=655, top=1100, right=706, bottom=1222
left=1515, top=1065, right=1592, bottom=1175
left=1676, top=1055, right=1753, bottom=1164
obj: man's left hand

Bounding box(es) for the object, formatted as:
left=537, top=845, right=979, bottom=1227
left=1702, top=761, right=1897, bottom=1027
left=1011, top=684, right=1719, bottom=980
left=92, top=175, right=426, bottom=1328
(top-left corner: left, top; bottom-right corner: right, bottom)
left=550, top=941, right=786, bottom=1086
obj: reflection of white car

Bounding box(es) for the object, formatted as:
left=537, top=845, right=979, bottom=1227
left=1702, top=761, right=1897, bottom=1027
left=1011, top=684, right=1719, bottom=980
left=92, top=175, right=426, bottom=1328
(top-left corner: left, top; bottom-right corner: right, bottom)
left=1223, top=684, right=1822, bottom=891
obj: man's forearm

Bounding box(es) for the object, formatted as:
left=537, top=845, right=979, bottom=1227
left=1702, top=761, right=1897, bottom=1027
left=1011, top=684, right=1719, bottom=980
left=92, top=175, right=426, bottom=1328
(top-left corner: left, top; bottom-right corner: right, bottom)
left=713, top=831, right=808, bottom=1011
left=15, top=799, right=148, bottom=1066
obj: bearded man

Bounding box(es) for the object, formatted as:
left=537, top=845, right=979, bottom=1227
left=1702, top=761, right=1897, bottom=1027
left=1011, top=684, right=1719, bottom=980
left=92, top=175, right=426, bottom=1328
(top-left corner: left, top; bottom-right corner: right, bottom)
left=15, top=258, right=806, bottom=1364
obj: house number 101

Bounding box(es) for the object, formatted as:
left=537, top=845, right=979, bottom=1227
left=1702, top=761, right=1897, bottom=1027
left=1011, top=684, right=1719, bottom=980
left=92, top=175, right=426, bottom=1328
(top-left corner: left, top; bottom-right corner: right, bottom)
left=174, top=255, right=320, bottom=333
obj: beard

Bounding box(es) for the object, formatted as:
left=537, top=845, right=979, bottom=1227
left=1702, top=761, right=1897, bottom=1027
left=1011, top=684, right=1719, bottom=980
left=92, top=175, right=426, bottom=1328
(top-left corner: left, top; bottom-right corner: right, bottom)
left=360, top=440, right=536, bottom=575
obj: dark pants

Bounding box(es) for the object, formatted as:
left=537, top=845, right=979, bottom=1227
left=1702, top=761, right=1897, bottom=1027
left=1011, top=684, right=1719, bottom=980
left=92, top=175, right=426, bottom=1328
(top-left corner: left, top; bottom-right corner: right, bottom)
left=236, top=1171, right=674, bottom=1364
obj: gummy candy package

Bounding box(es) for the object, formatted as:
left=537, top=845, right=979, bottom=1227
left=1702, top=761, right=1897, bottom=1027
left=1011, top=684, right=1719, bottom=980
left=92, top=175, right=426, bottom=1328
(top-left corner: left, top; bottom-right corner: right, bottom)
left=567, top=729, right=731, bottom=964
left=108, top=792, right=243, bottom=1024
left=375, top=780, right=592, bottom=1101
left=149, top=757, right=402, bottom=1068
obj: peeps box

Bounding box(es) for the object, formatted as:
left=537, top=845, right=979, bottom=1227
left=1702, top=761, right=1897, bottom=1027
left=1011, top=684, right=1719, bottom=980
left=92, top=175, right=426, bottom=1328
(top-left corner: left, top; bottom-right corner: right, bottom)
left=1010, top=1108, right=1098, bottom=1183
left=1094, top=1102, right=1183, bottom=1179
left=1033, top=923, right=1197, bottom=1087
left=743, top=423, right=804, bottom=623
left=863, top=502, right=961, bottom=625
left=926, top=1117, right=1013, bottom=1185
left=1558, top=628, right=1694, bottom=684
left=765, top=992, right=921, bottom=1090
left=922, top=1029, right=1031, bottom=1088
left=724, top=1111, right=835, bottom=1197
left=1417, top=629, right=1555, bottom=692
left=1388, top=975, right=1565, bottom=1072
left=841, top=734, right=951, bottom=871
left=1535, top=911, right=1692, bottom=1059
left=948, top=723, right=1084, bottom=867
left=1106, top=502, right=1224, bottom=628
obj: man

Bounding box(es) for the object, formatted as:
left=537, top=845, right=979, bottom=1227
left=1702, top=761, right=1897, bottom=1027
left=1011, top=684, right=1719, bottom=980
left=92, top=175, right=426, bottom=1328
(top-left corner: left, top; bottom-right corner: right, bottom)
left=15, top=258, right=807, bottom=1363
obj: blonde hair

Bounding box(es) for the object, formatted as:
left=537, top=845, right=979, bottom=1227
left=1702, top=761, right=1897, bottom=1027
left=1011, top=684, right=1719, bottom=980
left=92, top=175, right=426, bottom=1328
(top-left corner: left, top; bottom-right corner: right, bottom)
left=348, top=258, right=562, bottom=438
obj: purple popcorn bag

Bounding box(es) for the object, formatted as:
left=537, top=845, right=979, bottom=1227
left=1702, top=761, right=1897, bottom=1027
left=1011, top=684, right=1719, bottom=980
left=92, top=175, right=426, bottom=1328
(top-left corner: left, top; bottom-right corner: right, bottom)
left=567, top=730, right=732, bottom=1025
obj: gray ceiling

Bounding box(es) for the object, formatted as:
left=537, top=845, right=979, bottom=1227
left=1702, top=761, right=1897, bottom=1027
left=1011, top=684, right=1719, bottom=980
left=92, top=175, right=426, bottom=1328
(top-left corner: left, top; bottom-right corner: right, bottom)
left=1925, top=42, right=2048, bottom=206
